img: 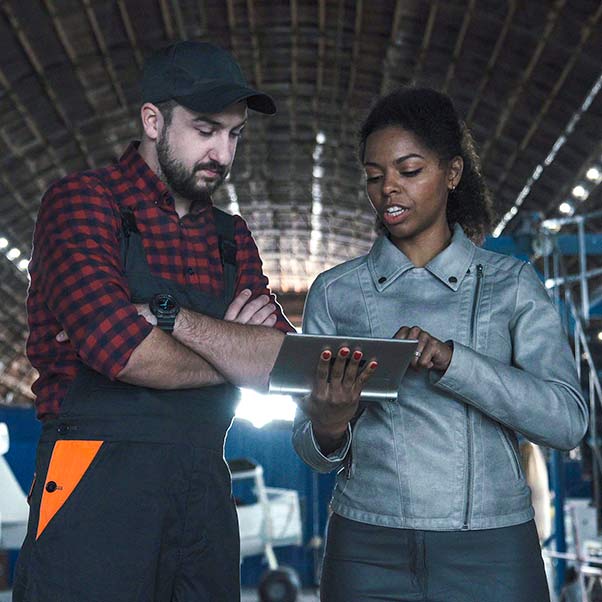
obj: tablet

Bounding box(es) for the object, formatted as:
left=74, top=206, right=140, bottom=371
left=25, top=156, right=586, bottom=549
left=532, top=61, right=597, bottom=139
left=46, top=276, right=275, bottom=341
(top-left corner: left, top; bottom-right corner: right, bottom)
left=268, top=333, right=418, bottom=401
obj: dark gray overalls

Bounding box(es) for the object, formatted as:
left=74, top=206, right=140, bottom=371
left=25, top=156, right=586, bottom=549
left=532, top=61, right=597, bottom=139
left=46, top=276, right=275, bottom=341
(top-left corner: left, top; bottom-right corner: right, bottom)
left=14, top=206, right=242, bottom=602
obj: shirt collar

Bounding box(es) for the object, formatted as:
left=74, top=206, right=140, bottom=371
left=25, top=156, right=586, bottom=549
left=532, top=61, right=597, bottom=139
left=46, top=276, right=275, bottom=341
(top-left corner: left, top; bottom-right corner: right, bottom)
left=368, top=224, right=476, bottom=292
left=118, top=142, right=212, bottom=215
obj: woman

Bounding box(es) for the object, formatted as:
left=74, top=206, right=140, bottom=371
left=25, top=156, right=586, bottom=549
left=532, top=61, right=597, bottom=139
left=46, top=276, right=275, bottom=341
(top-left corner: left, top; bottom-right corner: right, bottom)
left=293, top=88, right=588, bottom=602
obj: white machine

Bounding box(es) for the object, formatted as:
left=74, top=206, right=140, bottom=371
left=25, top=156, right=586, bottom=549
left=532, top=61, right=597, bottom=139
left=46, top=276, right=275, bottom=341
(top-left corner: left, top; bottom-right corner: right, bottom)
left=0, top=422, right=29, bottom=550
left=231, top=458, right=303, bottom=602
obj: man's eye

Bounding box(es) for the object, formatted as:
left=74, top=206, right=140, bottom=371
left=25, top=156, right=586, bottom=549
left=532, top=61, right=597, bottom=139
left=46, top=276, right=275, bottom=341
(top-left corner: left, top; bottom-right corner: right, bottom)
left=198, top=129, right=213, bottom=137
left=231, top=130, right=244, bottom=139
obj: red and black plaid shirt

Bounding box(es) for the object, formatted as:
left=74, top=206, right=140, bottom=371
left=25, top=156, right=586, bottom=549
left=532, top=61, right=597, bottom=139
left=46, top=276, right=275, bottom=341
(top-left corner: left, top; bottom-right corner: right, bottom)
left=27, top=143, right=293, bottom=420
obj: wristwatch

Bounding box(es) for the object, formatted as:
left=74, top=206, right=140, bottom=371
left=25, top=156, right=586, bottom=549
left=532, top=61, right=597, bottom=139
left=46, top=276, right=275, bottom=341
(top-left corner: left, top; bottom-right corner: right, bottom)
left=149, top=293, right=180, bottom=333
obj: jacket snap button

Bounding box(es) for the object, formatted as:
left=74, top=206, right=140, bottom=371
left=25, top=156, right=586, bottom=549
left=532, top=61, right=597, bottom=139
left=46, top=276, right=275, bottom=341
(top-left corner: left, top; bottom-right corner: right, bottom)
left=57, top=424, right=69, bottom=435
left=448, top=276, right=458, bottom=284
left=378, top=276, right=387, bottom=284
left=46, top=481, right=58, bottom=493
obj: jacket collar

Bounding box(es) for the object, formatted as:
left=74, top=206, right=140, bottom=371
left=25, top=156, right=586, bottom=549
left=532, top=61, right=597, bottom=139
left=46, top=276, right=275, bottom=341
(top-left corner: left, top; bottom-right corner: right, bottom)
left=368, top=224, right=476, bottom=292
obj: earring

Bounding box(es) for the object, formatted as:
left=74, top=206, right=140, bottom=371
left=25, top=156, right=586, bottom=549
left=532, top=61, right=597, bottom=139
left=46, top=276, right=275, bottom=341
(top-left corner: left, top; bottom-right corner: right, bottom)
left=449, top=184, right=456, bottom=192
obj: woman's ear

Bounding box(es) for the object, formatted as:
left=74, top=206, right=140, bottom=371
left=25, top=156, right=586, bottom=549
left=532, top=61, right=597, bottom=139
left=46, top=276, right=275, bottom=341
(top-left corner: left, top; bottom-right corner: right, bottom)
left=448, top=156, right=464, bottom=190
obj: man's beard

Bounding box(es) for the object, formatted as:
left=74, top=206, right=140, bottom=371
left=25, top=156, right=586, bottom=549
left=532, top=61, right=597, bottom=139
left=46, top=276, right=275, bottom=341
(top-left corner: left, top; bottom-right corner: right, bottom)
left=156, top=126, right=227, bottom=202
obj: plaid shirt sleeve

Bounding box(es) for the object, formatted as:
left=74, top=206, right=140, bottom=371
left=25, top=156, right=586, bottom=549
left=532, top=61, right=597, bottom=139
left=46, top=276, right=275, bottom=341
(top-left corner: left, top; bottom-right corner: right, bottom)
left=233, top=216, right=295, bottom=333
left=30, top=175, right=154, bottom=379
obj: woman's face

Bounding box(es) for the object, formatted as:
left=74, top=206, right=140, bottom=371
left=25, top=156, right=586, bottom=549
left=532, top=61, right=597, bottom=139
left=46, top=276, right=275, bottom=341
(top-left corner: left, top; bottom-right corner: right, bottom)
left=363, top=126, right=462, bottom=248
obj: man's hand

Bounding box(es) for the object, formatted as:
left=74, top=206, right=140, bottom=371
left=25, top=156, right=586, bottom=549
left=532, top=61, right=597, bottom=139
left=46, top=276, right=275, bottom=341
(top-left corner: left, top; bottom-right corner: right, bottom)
left=224, top=289, right=278, bottom=326
left=298, top=347, right=377, bottom=452
left=395, top=325, right=453, bottom=372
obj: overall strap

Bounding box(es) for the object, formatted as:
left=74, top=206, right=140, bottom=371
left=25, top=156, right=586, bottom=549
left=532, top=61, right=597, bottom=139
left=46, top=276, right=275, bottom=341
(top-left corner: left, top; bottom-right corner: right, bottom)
left=119, top=207, right=139, bottom=268
left=213, top=207, right=238, bottom=304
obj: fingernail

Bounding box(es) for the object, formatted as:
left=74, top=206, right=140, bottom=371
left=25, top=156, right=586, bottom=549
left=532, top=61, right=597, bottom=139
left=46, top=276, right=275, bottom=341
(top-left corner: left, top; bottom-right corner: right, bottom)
left=242, top=289, right=251, bottom=295
left=340, top=348, right=350, bottom=357
left=369, top=361, right=378, bottom=369
left=321, top=350, right=332, bottom=360
left=353, top=350, right=362, bottom=361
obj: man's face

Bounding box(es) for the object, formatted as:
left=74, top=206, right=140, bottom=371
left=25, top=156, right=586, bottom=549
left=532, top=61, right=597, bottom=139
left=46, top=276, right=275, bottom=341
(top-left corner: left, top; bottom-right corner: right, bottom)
left=156, top=101, right=247, bottom=201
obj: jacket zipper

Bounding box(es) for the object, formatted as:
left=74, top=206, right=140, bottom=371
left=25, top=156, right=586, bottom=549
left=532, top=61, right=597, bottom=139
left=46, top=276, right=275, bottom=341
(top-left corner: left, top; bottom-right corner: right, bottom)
left=463, top=264, right=483, bottom=530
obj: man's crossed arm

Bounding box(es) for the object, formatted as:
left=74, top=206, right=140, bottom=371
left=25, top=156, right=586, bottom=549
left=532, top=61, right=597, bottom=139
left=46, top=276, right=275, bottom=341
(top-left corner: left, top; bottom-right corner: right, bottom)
left=57, top=290, right=286, bottom=391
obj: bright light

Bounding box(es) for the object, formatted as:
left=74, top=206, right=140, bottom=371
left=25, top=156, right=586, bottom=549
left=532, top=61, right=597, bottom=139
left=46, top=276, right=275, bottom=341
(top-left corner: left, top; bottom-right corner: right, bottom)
left=559, top=201, right=574, bottom=215
left=541, top=219, right=562, bottom=232
left=586, top=166, right=601, bottom=182
left=316, top=131, right=326, bottom=145
left=6, top=248, right=21, bottom=261
left=17, top=259, right=29, bottom=271
left=597, top=332, right=602, bottom=342
left=545, top=279, right=556, bottom=289
left=235, top=388, right=297, bottom=429
left=572, top=185, right=589, bottom=200
left=0, top=237, right=7, bottom=250
left=313, top=165, right=324, bottom=179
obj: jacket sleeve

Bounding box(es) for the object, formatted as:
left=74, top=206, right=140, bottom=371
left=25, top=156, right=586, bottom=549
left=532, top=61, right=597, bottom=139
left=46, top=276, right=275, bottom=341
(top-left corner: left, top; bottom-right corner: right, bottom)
left=291, top=275, right=352, bottom=473
left=432, top=262, right=588, bottom=450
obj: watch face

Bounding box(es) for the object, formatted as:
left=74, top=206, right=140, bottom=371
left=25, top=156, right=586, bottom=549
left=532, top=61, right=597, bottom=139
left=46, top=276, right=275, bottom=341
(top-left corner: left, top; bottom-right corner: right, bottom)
left=157, top=295, right=176, bottom=312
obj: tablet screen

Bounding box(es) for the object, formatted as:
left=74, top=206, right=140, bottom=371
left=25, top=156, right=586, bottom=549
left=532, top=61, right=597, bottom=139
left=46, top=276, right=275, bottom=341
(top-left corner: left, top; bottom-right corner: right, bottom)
left=268, top=333, right=418, bottom=401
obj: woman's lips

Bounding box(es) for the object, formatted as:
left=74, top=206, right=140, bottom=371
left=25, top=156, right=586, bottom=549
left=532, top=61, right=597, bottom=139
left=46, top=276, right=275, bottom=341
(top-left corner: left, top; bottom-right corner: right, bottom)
left=382, top=205, right=410, bottom=225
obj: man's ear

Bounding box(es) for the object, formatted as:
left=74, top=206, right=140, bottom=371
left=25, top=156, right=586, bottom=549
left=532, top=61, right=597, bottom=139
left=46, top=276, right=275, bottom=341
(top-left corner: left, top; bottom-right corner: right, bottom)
left=449, top=156, right=464, bottom=190
left=140, top=103, right=162, bottom=142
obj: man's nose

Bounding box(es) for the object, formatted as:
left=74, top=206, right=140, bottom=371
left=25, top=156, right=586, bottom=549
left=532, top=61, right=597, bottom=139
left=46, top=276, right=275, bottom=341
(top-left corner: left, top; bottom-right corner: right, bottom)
left=208, top=134, right=233, bottom=167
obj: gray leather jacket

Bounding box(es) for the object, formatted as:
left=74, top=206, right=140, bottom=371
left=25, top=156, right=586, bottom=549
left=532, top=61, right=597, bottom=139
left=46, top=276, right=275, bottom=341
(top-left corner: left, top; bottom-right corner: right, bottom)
left=293, top=225, right=588, bottom=531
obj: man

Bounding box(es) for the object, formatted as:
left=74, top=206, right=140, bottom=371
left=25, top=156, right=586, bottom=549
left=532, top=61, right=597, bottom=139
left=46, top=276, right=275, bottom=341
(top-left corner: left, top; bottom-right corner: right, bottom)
left=14, top=41, right=294, bottom=602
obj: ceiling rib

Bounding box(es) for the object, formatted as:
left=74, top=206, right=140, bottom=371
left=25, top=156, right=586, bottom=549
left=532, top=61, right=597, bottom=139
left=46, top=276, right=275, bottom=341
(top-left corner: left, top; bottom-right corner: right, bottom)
left=1, top=0, right=95, bottom=169
left=116, top=0, right=144, bottom=69
left=479, top=0, right=566, bottom=165
left=82, top=0, right=129, bottom=109
left=493, top=2, right=602, bottom=221
left=442, top=0, right=476, bottom=94
left=465, top=0, right=517, bottom=124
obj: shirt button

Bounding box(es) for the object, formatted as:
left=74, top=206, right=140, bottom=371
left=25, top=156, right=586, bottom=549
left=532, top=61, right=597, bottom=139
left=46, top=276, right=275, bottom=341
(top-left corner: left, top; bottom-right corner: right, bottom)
left=46, top=481, right=58, bottom=493
left=187, top=267, right=194, bottom=275
left=378, top=276, right=387, bottom=284
left=448, top=276, right=458, bottom=284
left=179, top=221, right=185, bottom=227
left=153, top=200, right=158, bottom=205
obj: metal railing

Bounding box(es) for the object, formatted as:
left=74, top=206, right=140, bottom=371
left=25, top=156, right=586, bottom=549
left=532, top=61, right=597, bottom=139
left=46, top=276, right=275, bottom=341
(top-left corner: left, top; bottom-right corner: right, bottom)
left=539, top=209, right=602, bottom=600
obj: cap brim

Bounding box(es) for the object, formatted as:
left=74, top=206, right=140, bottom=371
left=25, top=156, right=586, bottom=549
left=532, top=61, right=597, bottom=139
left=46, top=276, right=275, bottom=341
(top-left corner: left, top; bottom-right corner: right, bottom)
left=174, top=83, right=276, bottom=115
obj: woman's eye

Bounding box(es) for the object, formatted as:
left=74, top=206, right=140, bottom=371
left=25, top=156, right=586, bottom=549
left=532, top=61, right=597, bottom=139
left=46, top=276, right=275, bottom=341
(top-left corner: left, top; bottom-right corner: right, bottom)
left=401, top=168, right=421, bottom=177
left=366, top=175, right=381, bottom=183
left=198, top=129, right=213, bottom=137
left=231, top=130, right=244, bottom=139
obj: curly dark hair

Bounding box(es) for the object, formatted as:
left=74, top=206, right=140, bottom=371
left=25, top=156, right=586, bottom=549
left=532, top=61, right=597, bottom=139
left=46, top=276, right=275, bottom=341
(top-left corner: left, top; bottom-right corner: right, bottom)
left=358, top=87, right=493, bottom=244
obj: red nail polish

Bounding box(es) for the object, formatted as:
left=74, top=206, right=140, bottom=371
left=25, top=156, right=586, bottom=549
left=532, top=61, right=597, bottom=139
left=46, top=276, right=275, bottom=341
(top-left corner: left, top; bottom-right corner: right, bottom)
left=340, top=348, right=350, bottom=357
left=353, top=351, right=362, bottom=361
left=369, top=361, right=378, bottom=369
left=321, top=350, right=332, bottom=360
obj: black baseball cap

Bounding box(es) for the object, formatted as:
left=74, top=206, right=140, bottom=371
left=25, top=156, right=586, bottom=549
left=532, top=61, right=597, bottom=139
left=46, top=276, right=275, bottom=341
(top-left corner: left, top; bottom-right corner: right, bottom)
left=141, top=41, right=276, bottom=115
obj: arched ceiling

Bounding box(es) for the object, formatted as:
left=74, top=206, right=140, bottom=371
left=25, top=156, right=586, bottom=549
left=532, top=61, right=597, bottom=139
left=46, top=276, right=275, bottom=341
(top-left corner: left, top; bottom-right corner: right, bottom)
left=0, top=0, right=601, bottom=404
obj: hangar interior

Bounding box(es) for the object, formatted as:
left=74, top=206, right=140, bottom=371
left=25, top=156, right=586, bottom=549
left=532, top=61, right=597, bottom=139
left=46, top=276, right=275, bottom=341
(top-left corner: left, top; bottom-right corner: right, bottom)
left=0, top=0, right=601, bottom=600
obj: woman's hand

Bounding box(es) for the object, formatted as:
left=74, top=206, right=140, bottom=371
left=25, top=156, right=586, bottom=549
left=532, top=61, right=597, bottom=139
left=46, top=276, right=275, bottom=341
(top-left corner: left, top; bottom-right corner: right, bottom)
left=395, top=325, right=453, bottom=372
left=299, top=347, right=377, bottom=451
